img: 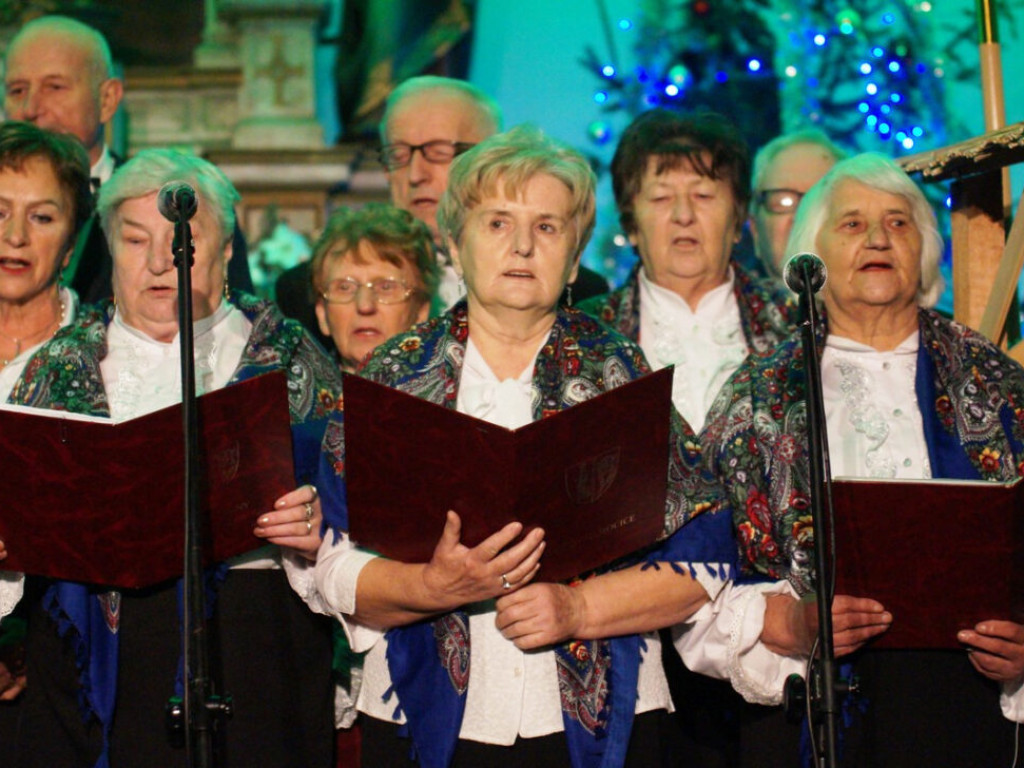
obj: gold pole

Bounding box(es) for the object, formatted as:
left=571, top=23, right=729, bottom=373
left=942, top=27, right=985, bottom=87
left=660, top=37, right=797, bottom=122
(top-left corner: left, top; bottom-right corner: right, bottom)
left=977, top=0, right=1010, bottom=211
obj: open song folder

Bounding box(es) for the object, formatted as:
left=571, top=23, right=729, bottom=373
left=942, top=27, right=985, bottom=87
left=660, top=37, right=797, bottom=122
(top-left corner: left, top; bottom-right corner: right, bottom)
left=0, top=372, right=296, bottom=589
left=832, top=476, right=1024, bottom=649
left=343, top=366, right=673, bottom=583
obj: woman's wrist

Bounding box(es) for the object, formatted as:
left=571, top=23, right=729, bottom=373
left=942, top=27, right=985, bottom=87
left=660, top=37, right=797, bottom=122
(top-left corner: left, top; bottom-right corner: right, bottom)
left=761, top=593, right=813, bottom=657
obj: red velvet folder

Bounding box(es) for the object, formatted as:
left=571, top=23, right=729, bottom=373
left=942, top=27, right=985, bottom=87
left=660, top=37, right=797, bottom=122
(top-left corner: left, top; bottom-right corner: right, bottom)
left=0, top=372, right=295, bottom=589
left=832, top=476, right=1024, bottom=649
left=344, top=367, right=673, bottom=583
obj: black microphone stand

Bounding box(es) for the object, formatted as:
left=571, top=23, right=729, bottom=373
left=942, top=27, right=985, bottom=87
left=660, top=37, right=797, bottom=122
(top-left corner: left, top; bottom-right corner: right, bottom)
left=164, top=192, right=230, bottom=767
left=788, top=259, right=842, bottom=768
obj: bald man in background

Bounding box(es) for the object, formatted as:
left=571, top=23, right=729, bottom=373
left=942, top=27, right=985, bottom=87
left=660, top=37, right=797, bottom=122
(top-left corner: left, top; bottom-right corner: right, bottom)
left=3, top=14, right=252, bottom=303
left=748, top=129, right=845, bottom=279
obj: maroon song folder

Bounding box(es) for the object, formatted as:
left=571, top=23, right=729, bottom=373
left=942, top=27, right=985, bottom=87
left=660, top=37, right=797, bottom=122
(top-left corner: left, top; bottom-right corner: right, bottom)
left=832, top=476, right=1024, bottom=649
left=0, top=372, right=296, bottom=589
left=344, top=367, right=673, bottom=582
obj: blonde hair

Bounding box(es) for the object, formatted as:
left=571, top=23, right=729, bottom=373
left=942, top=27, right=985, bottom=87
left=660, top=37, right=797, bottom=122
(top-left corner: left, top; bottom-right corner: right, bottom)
left=437, top=124, right=596, bottom=258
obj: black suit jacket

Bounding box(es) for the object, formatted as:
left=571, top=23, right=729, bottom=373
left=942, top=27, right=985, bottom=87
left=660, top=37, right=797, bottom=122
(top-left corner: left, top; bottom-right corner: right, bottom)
left=570, top=265, right=609, bottom=305
left=275, top=260, right=334, bottom=353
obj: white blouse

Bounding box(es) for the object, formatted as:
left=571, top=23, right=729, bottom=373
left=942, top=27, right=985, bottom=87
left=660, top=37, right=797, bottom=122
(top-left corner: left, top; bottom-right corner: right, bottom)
left=638, top=267, right=747, bottom=434
left=822, top=333, right=929, bottom=479
left=675, top=330, right=1024, bottom=721
left=101, top=301, right=250, bottom=422
left=314, top=335, right=675, bottom=745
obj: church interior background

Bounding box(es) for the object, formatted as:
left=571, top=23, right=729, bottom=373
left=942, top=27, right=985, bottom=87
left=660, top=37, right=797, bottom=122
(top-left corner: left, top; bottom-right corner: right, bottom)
left=1, top=0, right=1022, bottom=323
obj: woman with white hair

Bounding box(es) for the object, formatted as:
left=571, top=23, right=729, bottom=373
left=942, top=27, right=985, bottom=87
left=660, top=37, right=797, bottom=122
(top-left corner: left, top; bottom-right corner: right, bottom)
left=699, top=152, right=1024, bottom=765
left=1, top=149, right=342, bottom=767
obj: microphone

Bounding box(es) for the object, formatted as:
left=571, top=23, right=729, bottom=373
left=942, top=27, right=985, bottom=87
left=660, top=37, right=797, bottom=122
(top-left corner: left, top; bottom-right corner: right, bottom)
left=783, top=252, right=827, bottom=294
left=157, top=181, right=198, bottom=222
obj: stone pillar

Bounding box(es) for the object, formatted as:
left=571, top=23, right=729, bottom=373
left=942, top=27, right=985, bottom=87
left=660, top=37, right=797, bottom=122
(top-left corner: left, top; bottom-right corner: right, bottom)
left=194, top=0, right=240, bottom=70
left=221, top=0, right=325, bottom=150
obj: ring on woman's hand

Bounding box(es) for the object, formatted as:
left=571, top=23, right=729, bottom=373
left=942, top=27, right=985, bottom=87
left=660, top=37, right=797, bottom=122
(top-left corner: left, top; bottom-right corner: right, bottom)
left=304, top=501, right=314, bottom=521
left=307, top=484, right=318, bottom=501
left=305, top=520, right=313, bottom=535
left=501, top=574, right=512, bottom=590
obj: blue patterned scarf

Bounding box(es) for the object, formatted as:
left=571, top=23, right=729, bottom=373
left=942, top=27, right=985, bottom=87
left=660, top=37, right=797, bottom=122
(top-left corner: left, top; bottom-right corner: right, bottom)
left=8, top=293, right=342, bottom=767
left=321, top=302, right=728, bottom=768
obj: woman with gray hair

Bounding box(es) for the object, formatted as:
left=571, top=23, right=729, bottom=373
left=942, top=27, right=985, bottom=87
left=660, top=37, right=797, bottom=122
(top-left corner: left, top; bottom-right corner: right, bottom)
left=314, top=125, right=724, bottom=767
left=2, top=148, right=343, bottom=767
left=698, top=152, right=1024, bottom=765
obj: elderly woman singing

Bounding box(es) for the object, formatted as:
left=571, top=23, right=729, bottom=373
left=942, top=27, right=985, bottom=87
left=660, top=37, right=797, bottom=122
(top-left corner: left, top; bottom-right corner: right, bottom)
left=313, top=126, right=723, bottom=768
left=703, top=153, right=1024, bottom=766
left=0, top=150, right=342, bottom=767
left=0, top=123, right=92, bottom=397
left=576, top=111, right=799, bottom=757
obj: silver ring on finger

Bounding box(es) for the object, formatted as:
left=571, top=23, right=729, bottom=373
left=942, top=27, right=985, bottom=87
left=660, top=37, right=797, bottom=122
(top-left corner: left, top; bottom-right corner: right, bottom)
left=304, top=501, right=314, bottom=521
left=307, top=484, right=318, bottom=501
left=501, top=573, right=512, bottom=590
left=305, top=520, right=313, bottom=535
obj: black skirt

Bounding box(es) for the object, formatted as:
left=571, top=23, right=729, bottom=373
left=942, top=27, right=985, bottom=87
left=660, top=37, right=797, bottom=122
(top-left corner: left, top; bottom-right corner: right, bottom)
left=660, top=640, right=1019, bottom=768
left=15, top=568, right=335, bottom=768
left=360, top=708, right=677, bottom=768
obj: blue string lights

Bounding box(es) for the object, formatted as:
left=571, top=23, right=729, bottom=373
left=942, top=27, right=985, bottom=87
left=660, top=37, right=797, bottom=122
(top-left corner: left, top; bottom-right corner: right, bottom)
left=582, top=2, right=956, bottom=157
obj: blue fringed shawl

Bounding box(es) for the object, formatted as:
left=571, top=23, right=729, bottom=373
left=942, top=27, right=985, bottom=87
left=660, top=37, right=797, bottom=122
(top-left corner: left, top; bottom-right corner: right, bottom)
left=320, top=303, right=731, bottom=768
left=7, top=293, right=343, bottom=767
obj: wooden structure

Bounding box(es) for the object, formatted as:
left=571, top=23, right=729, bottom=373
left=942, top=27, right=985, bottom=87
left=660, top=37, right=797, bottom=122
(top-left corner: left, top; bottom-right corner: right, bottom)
left=898, top=121, right=1024, bottom=362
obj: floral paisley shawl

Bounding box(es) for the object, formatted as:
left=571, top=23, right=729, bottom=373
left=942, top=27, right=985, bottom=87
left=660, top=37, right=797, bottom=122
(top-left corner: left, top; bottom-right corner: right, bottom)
left=703, top=308, right=1024, bottom=596
left=320, top=301, right=719, bottom=768
left=577, top=261, right=796, bottom=357
left=8, top=291, right=343, bottom=768
left=577, top=261, right=797, bottom=576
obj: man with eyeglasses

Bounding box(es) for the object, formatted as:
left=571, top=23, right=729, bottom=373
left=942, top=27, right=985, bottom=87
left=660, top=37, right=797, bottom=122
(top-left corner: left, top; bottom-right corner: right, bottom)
left=375, top=76, right=500, bottom=309
left=749, top=129, right=846, bottom=279
left=279, top=76, right=607, bottom=343
left=377, top=75, right=609, bottom=311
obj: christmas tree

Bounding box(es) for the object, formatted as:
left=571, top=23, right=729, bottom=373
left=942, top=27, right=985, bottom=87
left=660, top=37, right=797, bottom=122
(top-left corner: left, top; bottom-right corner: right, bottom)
left=581, top=0, right=998, bottom=284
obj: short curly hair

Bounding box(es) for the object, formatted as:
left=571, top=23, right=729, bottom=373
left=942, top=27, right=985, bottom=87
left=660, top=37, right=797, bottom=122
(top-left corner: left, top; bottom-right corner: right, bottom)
left=612, top=109, right=750, bottom=238
left=310, top=203, right=439, bottom=300
left=437, top=124, right=596, bottom=259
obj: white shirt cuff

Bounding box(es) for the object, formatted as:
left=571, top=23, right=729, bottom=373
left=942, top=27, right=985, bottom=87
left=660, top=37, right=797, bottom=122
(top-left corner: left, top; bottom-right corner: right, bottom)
left=1000, top=676, right=1024, bottom=722
left=673, top=579, right=804, bottom=705
left=279, top=550, right=327, bottom=612
left=0, top=572, right=24, bottom=619
left=313, top=534, right=384, bottom=654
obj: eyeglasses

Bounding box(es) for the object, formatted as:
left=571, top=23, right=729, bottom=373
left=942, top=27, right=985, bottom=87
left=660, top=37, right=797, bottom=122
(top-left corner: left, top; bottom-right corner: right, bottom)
left=320, top=277, right=414, bottom=305
left=377, top=140, right=476, bottom=170
left=755, top=188, right=804, bottom=215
